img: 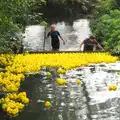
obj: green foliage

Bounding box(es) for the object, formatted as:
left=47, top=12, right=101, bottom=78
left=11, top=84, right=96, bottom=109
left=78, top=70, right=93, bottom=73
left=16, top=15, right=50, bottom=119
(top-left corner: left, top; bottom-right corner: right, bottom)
left=0, top=0, right=28, bottom=53
left=27, top=0, right=46, bottom=24
left=40, top=21, right=48, bottom=27
left=91, top=0, right=120, bottom=53
left=93, top=0, right=118, bottom=18
left=0, top=0, right=45, bottom=53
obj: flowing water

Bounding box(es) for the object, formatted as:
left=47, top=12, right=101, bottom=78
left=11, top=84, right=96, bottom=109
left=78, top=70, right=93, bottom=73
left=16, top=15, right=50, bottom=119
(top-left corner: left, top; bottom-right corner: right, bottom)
left=4, top=62, right=120, bottom=120
left=23, top=19, right=91, bottom=51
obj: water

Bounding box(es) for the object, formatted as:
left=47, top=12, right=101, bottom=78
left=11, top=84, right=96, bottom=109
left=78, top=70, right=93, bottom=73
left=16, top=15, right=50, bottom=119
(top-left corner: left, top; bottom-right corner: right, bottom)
left=23, top=19, right=91, bottom=51
left=1, top=62, right=119, bottom=120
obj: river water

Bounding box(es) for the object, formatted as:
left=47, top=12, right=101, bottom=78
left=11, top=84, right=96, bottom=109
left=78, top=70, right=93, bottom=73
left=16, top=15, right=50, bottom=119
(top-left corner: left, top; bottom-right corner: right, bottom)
left=23, top=19, right=91, bottom=51
left=6, top=62, right=120, bottom=120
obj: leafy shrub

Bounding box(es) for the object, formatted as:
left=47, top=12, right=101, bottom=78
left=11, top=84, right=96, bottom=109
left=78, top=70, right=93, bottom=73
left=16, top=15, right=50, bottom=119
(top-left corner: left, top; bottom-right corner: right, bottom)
left=91, top=0, right=120, bottom=53
left=0, top=0, right=45, bottom=53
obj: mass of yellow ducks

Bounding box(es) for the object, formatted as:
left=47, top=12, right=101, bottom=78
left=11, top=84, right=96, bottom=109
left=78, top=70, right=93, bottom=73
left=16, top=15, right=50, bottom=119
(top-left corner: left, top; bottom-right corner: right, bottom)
left=0, top=52, right=118, bottom=117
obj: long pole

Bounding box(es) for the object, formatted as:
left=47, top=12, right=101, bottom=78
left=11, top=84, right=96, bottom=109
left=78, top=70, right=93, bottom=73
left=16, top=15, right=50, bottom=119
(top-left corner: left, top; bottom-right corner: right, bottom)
left=43, top=27, right=46, bottom=51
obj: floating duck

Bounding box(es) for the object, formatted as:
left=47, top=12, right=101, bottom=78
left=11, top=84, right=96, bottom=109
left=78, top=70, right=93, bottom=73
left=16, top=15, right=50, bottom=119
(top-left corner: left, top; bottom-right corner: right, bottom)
left=108, top=85, right=113, bottom=91
left=44, top=101, right=51, bottom=108
left=57, top=68, right=66, bottom=74
left=76, top=79, right=81, bottom=85
left=56, top=78, right=67, bottom=86
left=112, top=85, right=117, bottom=91
left=46, top=72, right=51, bottom=77
left=108, top=85, right=117, bottom=91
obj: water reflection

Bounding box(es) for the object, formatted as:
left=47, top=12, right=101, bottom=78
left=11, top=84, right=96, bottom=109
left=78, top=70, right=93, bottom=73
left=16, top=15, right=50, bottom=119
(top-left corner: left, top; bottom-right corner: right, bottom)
left=23, top=19, right=91, bottom=51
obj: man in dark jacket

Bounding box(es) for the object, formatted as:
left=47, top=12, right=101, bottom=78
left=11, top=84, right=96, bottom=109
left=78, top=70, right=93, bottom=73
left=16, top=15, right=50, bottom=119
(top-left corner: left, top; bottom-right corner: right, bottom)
left=80, top=36, right=104, bottom=51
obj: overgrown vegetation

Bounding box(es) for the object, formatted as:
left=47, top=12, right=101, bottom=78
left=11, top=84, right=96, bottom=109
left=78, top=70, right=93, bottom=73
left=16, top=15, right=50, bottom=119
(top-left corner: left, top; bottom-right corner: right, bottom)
left=91, top=0, right=120, bottom=53
left=0, top=0, right=45, bottom=53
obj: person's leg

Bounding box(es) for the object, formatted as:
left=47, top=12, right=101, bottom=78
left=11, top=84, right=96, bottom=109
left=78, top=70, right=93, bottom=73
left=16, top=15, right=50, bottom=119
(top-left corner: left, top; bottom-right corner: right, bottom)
left=83, top=46, right=87, bottom=51
left=87, top=46, right=94, bottom=51
left=52, top=42, right=60, bottom=51
left=52, top=48, right=59, bottom=51
left=83, top=45, right=89, bottom=51
left=84, top=45, right=93, bottom=51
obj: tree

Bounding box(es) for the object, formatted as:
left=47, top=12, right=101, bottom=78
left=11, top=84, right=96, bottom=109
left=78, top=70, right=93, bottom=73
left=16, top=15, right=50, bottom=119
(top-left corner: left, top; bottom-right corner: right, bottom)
left=91, top=9, right=120, bottom=52
left=0, top=0, right=28, bottom=53
left=0, top=0, right=45, bottom=53
left=91, top=0, right=120, bottom=53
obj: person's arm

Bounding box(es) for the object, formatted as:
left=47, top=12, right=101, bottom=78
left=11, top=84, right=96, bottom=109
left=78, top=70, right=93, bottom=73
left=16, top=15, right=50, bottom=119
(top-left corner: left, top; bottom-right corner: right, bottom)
left=60, top=36, right=65, bottom=44
left=47, top=32, right=50, bottom=38
left=57, top=31, right=65, bottom=44
left=80, top=41, right=84, bottom=51
left=96, top=41, right=104, bottom=51
left=97, top=43, right=104, bottom=51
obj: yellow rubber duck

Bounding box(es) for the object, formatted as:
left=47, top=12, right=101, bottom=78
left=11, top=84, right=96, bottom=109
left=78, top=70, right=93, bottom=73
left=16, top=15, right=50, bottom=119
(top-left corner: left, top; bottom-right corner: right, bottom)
left=108, top=85, right=117, bottom=91
left=46, top=72, right=51, bottom=77
left=112, top=85, right=117, bottom=91
left=108, top=85, right=113, bottom=91
left=57, top=69, right=66, bottom=74
left=56, top=78, right=67, bottom=85
left=76, top=80, right=81, bottom=85
left=44, top=101, right=51, bottom=108
left=2, top=104, right=7, bottom=111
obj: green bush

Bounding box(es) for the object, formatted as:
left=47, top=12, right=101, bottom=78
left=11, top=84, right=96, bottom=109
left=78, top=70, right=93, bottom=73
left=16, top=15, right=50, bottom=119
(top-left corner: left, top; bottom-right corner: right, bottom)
left=0, top=0, right=45, bottom=53
left=93, top=0, right=118, bottom=18
left=91, top=0, right=120, bottom=53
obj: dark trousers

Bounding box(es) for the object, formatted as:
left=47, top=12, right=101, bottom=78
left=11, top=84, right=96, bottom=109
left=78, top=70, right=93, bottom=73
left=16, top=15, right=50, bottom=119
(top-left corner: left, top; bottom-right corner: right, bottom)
left=84, top=45, right=94, bottom=51
left=52, top=41, right=60, bottom=51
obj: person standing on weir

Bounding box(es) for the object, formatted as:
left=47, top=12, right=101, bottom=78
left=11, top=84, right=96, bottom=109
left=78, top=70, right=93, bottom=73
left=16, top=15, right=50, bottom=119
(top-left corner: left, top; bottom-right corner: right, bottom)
left=47, top=24, right=65, bottom=51
left=80, top=35, right=104, bottom=51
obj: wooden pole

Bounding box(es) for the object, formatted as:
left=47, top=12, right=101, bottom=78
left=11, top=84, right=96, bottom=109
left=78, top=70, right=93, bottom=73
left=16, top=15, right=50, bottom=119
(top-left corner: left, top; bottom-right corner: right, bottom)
left=43, top=27, right=46, bottom=51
